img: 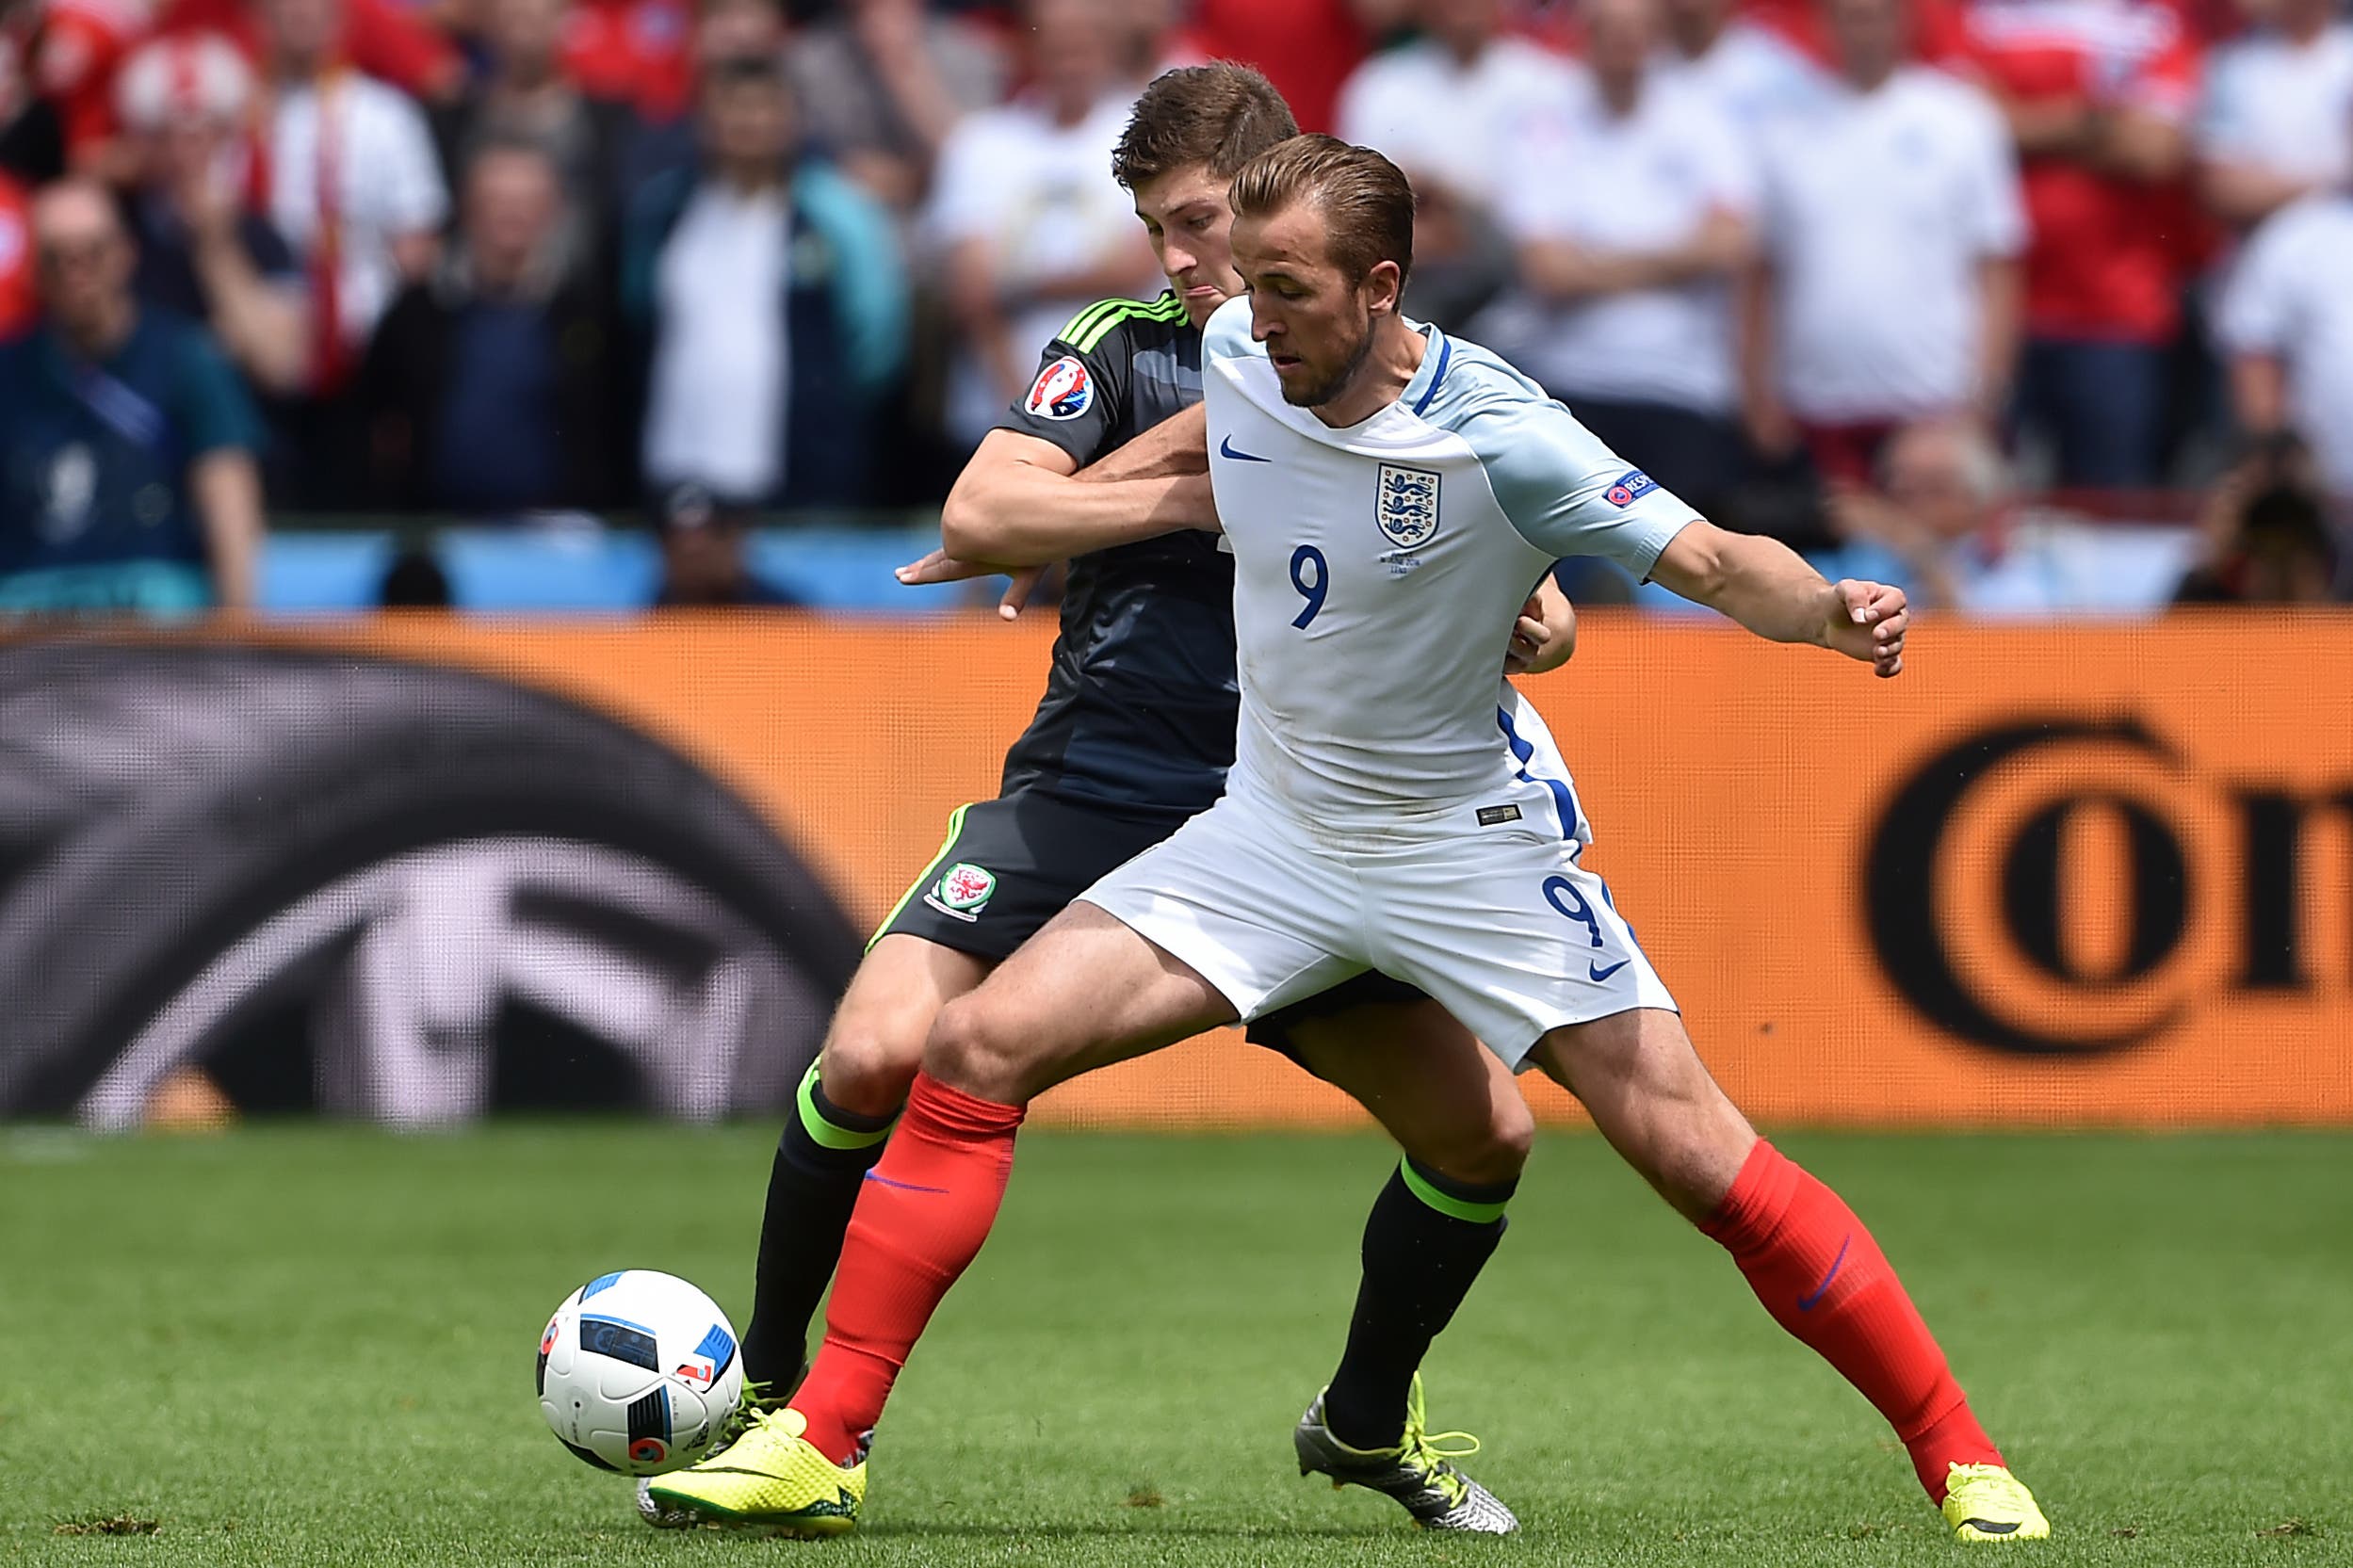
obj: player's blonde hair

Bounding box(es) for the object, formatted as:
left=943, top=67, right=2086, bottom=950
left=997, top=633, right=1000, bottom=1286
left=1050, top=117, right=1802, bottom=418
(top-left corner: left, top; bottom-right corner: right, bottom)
left=1226, top=134, right=1415, bottom=288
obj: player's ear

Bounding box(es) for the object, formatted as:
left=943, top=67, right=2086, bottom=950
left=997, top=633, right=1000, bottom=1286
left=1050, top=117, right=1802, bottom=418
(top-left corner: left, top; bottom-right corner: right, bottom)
left=1363, top=259, right=1404, bottom=318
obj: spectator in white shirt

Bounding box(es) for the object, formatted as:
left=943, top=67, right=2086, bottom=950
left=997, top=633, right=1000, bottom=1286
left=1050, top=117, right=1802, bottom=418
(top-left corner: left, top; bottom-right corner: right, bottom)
left=1741, top=0, right=2025, bottom=484
left=259, top=0, right=447, bottom=388
left=925, top=0, right=1155, bottom=450
left=1337, top=0, right=1577, bottom=211
left=625, top=54, right=909, bottom=509
left=1492, top=0, right=1756, bottom=509
left=1337, top=0, right=1578, bottom=328
left=2197, top=0, right=2353, bottom=231
left=1652, top=0, right=1826, bottom=132
left=2220, top=175, right=2353, bottom=502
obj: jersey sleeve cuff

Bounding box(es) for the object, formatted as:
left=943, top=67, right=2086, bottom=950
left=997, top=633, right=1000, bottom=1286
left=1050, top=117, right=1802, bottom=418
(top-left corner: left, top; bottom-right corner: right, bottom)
left=1633, top=516, right=1703, bottom=585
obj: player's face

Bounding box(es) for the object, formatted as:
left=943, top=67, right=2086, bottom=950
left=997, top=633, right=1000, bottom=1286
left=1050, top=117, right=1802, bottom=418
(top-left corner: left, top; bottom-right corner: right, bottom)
left=1232, top=202, right=1386, bottom=409
left=1132, top=163, right=1241, bottom=328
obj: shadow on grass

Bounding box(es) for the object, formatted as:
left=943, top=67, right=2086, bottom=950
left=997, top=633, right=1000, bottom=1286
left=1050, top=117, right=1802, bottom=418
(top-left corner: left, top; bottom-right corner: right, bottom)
left=851, top=1520, right=1553, bottom=1543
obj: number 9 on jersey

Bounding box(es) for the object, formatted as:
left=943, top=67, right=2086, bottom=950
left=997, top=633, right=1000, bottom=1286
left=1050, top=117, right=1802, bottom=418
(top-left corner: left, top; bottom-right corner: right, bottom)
left=1290, top=545, right=1327, bottom=629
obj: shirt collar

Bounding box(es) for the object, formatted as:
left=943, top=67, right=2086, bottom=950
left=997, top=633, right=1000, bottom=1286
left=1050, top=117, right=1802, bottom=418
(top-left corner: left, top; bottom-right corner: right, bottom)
left=1398, top=319, right=1452, bottom=418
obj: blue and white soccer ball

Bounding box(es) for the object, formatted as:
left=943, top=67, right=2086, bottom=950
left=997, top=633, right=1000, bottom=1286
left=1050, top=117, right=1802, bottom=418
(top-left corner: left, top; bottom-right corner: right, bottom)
left=536, top=1269, right=744, bottom=1476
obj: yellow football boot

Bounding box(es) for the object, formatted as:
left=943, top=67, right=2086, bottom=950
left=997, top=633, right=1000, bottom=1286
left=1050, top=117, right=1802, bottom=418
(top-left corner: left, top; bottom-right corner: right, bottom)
left=1941, top=1463, right=2051, bottom=1543
left=641, top=1407, right=865, bottom=1536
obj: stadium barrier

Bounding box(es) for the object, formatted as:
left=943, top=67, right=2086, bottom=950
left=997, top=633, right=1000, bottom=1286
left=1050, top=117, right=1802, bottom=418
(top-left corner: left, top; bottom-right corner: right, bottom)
left=2, top=615, right=2346, bottom=1129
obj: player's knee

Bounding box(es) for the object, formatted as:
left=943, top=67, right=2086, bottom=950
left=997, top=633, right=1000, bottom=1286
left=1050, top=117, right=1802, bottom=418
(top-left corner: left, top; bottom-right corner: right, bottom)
left=818, top=1015, right=930, bottom=1121
left=1404, top=1094, right=1534, bottom=1188
left=1487, top=1094, right=1538, bottom=1178
left=923, top=995, right=1031, bottom=1104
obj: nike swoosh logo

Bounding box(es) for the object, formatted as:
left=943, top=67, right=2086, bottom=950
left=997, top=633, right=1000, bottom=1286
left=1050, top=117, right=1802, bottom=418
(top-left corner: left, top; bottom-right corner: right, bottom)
left=1960, top=1519, right=2021, bottom=1536
left=1588, top=959, right=1630, bottom=982
left=1797, top=1234, right=1852, bottom=1312
left=863, top=1172, right=949, bottom=1195
left=1218, top=435, right=1271, bottom=462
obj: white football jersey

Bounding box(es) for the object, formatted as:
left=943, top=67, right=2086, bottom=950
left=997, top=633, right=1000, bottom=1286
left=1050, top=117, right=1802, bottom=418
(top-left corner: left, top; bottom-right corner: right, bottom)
left=1202, top=296, right=1696, bottom=829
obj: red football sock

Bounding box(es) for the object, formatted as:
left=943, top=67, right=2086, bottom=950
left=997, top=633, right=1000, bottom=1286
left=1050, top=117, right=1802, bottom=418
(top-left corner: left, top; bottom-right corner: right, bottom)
left=1699, top=1140, right=2003, bottom=1502
left=791, top=1072, right=1025, bottom=1465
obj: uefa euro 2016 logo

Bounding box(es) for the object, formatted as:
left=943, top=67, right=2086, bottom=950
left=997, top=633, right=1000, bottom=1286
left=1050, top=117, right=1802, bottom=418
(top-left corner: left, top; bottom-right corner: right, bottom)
left=1374, top=463, right=1440, bottom=550
left=1026, top=357, right=1095, bottom=422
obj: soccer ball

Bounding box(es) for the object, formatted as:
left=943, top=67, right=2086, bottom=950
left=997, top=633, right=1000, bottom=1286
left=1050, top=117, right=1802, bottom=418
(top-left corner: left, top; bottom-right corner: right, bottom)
left=536, top=1269, right=744, bottom=1476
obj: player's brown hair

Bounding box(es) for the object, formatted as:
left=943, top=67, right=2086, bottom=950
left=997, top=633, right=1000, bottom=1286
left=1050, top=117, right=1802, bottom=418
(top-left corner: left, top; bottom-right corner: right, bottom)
left=1111, top=62, right=1300, bottom=190
left=1226, top=133, right=1415, bottom=288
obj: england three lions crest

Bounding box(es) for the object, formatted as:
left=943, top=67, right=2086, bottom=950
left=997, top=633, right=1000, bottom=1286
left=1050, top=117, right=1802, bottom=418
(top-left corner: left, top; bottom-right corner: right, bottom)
left=1375, top=463, right=1441, bottom=551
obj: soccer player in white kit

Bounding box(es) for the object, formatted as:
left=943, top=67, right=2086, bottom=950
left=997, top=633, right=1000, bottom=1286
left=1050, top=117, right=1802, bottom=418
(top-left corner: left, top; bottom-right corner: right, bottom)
left=749, top=136, right=2051, bottom=1545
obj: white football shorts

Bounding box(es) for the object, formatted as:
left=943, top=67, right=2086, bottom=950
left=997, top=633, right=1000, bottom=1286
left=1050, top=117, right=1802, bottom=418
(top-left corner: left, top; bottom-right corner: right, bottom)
left=1078, top=767, right=1678, bottom=1070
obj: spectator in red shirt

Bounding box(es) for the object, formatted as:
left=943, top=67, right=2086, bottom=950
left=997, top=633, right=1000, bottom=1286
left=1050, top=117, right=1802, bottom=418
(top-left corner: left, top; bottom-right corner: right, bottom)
left=1960, top=0, right=2200, bottom=488
left=24, top=0, right=157, bottom=168
left=560, top=0, right=695, bottom=124
left=0, top=167, right=31, bottom=337
left=24, top=0, right=460, bottom=173
left=1186, top=0, right=1408, bottom=135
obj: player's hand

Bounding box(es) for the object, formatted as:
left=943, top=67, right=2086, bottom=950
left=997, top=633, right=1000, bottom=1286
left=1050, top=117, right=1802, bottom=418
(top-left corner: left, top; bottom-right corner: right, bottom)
left=1503, top=590, right=1575, bottom=675
left=1822, top=578, right=1907, bottom=678
left=993, top=565, right=1046, bottom=620
left=895, top=549, right=1047, bottom=621
left=896, top=547, right=993, bottom=587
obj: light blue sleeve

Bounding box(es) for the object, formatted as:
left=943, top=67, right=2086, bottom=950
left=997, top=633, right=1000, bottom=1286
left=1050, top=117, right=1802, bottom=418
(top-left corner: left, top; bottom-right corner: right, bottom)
left=1202, top=294, right=1258, bottom=367
left=1459, top=395, right=1697, bottom=578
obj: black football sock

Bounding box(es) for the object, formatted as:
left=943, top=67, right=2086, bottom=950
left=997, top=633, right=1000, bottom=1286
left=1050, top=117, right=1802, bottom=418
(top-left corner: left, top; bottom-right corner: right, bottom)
left=1320, top=1156, right=1517, bottom=1451
left=738, top=1061, right=898, bottom=1399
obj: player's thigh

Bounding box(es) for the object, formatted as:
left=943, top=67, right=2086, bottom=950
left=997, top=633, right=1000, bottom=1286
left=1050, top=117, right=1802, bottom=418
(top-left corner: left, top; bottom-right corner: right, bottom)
left=818, top=934, right=994, bottom=1119
left=868, top=791, right=1162, bottom=967
left=1524, top=1009, right=1756, bottom=1222
left=1079, top=789, right=1368, bottom=1031
left=928, top=900, right=1240, bottom=1103
left=848, top=791, right=1170, bottom=1114
left=1282, top=994, right=1534, bottom=1188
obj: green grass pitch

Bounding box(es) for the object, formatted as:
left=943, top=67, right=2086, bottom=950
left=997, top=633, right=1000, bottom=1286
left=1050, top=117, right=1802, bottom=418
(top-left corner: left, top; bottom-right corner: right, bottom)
left=3, top=1123, right=2348, bottom=1566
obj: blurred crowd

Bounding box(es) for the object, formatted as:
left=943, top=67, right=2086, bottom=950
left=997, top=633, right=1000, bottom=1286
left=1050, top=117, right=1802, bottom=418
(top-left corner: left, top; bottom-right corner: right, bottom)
left=0, top=0, right=2346, bottom=613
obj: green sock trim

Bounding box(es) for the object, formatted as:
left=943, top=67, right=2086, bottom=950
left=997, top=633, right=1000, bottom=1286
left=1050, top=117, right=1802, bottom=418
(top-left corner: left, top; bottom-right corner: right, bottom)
left=1397, top=1158, right=1511, bottom=1225
left=797, top=1063, right=893, bottom=1152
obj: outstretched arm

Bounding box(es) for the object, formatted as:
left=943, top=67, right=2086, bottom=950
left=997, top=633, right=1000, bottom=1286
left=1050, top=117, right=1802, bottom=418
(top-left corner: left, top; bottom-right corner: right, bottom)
left=937, top=423, right=1215, bottom=567
left=1648, top=520, right=1907, bottom=677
